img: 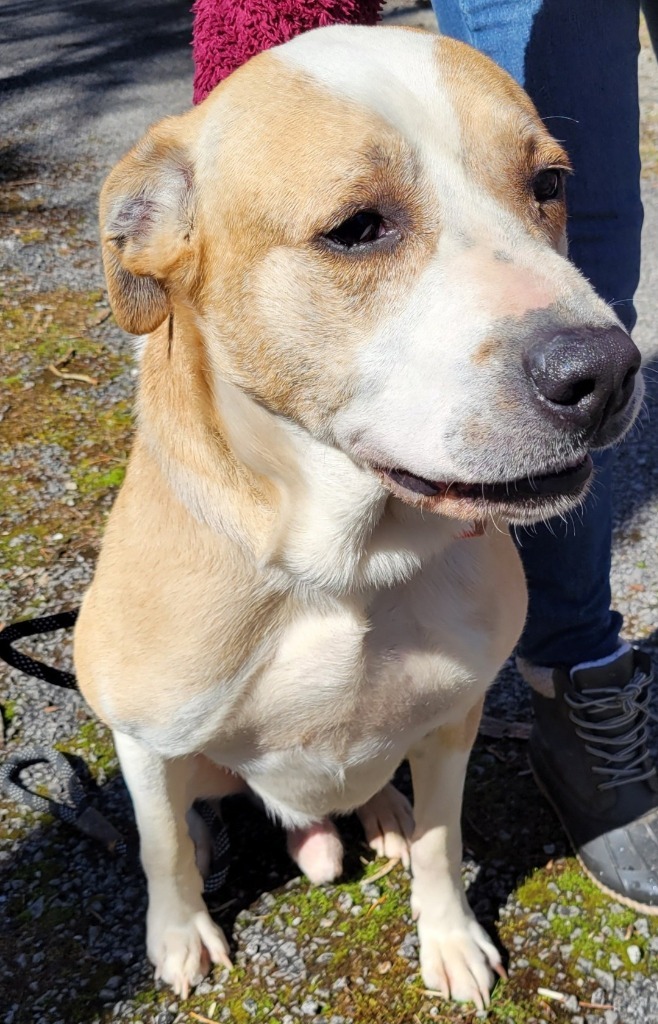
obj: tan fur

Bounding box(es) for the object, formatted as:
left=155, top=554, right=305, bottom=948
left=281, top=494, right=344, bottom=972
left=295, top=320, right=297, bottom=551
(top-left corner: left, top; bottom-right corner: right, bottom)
left=73, top=25, right=640, bottom=1008
left=440, top=697, right=485, bottom=751
left=436, top=37, right=570, bottom=250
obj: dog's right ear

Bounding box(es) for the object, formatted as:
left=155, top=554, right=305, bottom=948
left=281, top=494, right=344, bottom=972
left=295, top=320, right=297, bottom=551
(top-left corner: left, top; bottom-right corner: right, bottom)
left=100, top=118, right=196, bottom=335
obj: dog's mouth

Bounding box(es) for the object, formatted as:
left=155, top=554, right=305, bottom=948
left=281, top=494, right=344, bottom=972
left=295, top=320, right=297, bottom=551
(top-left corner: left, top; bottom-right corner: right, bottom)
left=378, top=454, right=593, bottom=522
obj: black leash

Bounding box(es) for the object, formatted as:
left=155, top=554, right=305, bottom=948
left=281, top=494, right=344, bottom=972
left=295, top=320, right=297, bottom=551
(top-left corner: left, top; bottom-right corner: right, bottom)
left=0, top=610, right=79, bottom=688
left=0, top=746, right=127, bottom=854
left=0, top=613, right=230, bottom=890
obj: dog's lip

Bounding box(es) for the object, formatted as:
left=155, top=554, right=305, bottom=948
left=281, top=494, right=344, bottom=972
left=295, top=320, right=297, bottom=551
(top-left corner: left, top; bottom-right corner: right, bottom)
left=378, top=454, right=593, bottom=505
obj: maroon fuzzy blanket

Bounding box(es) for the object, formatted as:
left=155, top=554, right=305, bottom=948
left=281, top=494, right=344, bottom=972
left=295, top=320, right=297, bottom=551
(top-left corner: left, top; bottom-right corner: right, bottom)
left=192, top=0, right=384, bottom=103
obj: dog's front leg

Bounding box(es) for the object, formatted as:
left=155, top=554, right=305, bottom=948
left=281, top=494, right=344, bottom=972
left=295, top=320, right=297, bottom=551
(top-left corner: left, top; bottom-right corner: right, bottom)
left=408, top=702, right=503, bottom=1010
left=114, top=732, right=232, bottom=997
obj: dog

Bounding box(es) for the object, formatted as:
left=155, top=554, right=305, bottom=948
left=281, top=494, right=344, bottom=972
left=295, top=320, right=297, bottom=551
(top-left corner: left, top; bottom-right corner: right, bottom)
left=74, top=25, right=642, bottom=1009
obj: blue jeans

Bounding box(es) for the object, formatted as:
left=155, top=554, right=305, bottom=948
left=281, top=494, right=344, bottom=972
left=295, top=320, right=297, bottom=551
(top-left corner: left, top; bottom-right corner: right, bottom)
left=430, top=0, right=647, bottom=667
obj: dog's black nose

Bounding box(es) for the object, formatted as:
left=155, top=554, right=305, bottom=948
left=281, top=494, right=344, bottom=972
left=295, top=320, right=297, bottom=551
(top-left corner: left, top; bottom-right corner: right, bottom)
left=523, top=325, right=640, bottom=433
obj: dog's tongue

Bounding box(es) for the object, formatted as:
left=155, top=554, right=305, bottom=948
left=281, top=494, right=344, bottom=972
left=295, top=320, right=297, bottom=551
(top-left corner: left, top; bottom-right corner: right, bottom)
left=387, top=468, right=441, bottom=496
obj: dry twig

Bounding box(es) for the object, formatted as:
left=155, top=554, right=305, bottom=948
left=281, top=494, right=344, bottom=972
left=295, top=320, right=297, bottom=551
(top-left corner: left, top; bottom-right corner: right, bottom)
left=48, top=363, right=98, bottom=385
left=362, top=857, right=399, bottom=883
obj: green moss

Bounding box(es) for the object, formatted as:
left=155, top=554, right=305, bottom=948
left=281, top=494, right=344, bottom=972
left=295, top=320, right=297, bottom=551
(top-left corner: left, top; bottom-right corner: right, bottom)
left=0, top=287, right=134, bottom=577
left=74, top=463, right=126, bottom=496
left=2, top=699, right=17, bottom=723
left=19, top=228, right=46, bottom=244
left=511, top=858, right=656, bottom=978
left=56, top=719, right=118, bottom=780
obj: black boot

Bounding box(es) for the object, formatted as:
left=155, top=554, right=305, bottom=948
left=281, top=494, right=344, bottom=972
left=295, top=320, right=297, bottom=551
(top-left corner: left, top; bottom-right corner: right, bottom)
left=527, top=646, right=658, bottom=911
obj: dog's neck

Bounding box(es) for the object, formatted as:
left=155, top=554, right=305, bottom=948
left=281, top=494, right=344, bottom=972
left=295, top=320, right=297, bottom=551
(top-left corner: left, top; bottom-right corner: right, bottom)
left=136, top=310, right=465, bottom=596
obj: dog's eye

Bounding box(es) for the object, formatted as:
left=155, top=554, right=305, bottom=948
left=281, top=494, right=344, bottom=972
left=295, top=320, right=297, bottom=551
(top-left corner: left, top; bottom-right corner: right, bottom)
left=324, top=210, right=388, bottom=249
left=532, top=168, right=565, bottom=203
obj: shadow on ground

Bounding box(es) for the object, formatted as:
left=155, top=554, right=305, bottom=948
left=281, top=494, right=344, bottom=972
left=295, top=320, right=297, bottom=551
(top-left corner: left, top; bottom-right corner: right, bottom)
left=0, top=0, right=193, bottom=122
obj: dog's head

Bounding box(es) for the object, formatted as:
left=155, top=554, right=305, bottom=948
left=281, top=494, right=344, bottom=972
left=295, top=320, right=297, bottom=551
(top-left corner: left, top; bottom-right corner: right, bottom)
left=101, top=26, right=641, bottom=526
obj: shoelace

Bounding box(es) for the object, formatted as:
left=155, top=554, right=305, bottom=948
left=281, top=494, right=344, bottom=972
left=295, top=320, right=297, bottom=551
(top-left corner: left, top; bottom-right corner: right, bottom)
left=565, top=670, right=658, bottom=790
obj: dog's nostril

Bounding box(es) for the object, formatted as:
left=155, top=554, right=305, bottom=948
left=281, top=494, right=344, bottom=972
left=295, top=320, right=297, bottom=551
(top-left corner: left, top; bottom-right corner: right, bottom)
left=553, top=375, right=596, bottom=406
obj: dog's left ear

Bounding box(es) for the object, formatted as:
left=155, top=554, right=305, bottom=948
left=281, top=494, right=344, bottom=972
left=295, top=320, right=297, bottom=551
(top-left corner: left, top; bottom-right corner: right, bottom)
left=100, top=117, right=196, bottom=335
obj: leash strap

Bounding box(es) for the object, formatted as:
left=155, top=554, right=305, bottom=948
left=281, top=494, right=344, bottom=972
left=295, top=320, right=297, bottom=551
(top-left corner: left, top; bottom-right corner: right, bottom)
left=0, top=746, right=127, bottom=854
left=196, top=800, right=232, bottom=893
left=0, top=610, right=79, bottom=687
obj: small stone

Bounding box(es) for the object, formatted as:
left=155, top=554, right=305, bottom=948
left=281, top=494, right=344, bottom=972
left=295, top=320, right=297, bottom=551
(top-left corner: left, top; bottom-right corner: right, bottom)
left=337, top=892, right=353, bottom=912
left=593, top=968, right=615, bottom=993
left=556, top=904, right=580, bottom=918
left=242, top=998, right=258, bottom=1015
left=603, top=1012, right=620, bottom=1024
left=626, top=943, right=642, bottom=965
left=28, top=896, right=45, bottom=919
left=300, top=998, right=321, bottom=1016
left=155, top=1013, right=175, bottom=1024
left=564, top=995, right=580, bottom=1013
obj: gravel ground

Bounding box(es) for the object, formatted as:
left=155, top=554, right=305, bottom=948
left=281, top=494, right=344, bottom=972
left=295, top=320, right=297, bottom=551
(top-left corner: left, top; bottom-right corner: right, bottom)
left=3, top=3, right=658, bottom=1024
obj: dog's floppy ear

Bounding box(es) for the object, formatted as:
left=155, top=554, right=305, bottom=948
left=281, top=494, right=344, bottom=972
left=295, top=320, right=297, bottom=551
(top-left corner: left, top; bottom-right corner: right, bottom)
left=100, top=118, right=195, bottom=335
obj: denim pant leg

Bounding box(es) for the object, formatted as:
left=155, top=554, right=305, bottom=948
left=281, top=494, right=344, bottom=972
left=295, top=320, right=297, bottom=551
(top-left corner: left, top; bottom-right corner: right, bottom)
left=430, top=0, right=644, bottom=667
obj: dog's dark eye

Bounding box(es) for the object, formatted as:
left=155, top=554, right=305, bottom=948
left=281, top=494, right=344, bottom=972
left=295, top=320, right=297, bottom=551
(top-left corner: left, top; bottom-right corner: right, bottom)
left=324, top=210, right=387, bottom=249
left=532, top=168, right=564, bottom=203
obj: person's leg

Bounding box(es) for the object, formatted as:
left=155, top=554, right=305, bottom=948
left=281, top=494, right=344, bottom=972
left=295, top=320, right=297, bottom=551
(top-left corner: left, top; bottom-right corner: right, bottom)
left=431, top=0, right=658, bottom=912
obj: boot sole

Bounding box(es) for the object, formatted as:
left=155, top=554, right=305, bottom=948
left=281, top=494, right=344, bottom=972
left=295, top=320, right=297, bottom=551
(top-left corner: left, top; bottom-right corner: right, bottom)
left=528, top=752, right=658, bottom=917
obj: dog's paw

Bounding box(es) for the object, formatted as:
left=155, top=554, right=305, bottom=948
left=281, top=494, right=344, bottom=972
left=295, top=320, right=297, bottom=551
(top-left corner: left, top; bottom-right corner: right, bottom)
left=357, top=783, right=414, bottom=868
left=286, top=819, right=344, bottom=884
left=418, top=915, right=503, bottom=1010
left=149, top=909, right=232, bottom=998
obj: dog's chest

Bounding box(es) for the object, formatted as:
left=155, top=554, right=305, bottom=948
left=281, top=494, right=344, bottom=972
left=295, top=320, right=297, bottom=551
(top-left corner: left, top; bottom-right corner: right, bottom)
left=204, top=561, right=502, bottom=821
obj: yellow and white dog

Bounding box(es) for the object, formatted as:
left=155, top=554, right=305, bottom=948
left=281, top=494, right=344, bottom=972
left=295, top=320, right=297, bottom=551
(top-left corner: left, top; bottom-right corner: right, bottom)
left=74, top=25, right=642, bottom=1008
